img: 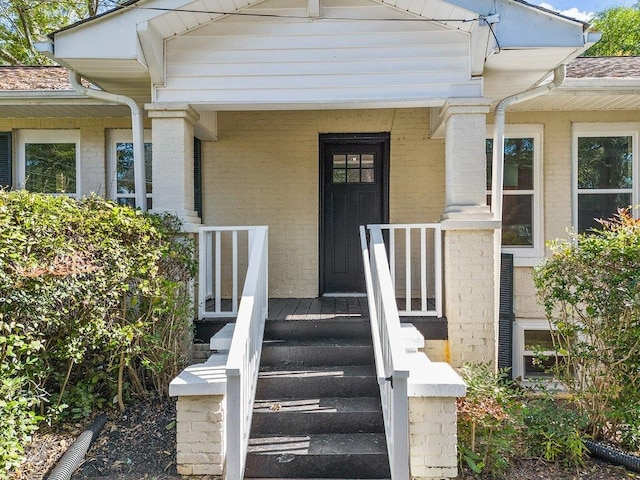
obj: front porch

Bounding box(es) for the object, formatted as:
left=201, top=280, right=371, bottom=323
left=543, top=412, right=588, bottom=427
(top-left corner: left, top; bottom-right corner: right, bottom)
left=170, top=224, right=468, bottom=479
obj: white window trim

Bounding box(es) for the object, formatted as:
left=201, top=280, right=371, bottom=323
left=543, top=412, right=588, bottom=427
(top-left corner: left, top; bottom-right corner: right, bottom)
left=107, top=129, right=152, bottom=206
left=572, top=123, right=640, bottom=231
left=17, top=129, right=81, bottom=198
left=487, top=124, right=544, bottom=266
left=513, top=318, right=565, bottom=389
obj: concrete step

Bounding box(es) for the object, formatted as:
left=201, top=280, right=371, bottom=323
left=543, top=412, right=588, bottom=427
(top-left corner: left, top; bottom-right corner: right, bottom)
left=244, top=433, right=390, bottom=479
left=261, top=341, right=374, bottom=367
left=256, top=365, right=378, bottom=399
left=251, top=397, right=383, bottom=435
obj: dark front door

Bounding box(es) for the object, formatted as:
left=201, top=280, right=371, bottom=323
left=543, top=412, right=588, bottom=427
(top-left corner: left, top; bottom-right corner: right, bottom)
left=320, top=134, right=389, bottom=294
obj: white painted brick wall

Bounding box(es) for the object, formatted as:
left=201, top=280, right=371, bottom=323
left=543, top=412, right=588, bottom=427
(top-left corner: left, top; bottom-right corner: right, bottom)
left=203, top=108, right=445, bottom=297
left=409, top=396, right=459, bottom=479
left=444, top=229, right=498, bottom=366
left=175, top=395, right=225, bottom=477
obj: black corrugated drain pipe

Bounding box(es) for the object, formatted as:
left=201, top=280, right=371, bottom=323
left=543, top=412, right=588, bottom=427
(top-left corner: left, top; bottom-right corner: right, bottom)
left=47, top=413, right=108, bottom=480
left=585, top=439, right=640, bottom=473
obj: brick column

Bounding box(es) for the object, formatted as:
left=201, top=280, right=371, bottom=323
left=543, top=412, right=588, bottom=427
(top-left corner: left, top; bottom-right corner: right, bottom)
left=409, top=397, right=459, bottom=479
left=176, top=395, right=225, bottom=476
left=438, top=99, right=500, bottom=367
left=146, top=103, right=201, bottom=229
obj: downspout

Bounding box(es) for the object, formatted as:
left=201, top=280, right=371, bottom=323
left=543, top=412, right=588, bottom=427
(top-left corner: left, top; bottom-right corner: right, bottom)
left=491, top=65, right=566, bottom=220
left=68, top=71, right=147, bottom=212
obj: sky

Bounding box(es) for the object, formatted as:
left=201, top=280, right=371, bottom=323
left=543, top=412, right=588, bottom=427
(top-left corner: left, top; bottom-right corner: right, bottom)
left=537, top=0, right=637, bottom=21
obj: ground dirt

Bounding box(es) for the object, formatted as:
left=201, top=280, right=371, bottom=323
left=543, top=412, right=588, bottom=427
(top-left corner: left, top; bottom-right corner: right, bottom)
left=12, top=398, right=640, bottom=480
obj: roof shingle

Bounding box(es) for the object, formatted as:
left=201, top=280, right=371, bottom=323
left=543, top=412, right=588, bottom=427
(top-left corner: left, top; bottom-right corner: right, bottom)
left=0, top=66, right=72, bottom=91
left=566, top=56, right=640, bottom=79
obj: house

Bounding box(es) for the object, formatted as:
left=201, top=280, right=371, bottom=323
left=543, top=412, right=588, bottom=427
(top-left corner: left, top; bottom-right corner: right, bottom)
left=3, top=0, right=638, bottom=478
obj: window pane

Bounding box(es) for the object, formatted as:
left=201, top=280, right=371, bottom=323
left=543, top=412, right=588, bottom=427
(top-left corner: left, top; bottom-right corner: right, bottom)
left=333, top=154, right=346, bottom=167
left=116, top=143, right=135, bottom=194
left=578, top=136, right=632, bottom=189
left=361, top=154, right=374, bottom=167
left=524, top=355, right=565, bottom=378
left=486, top=138, right=533, bottom=190
left=347, top=169, right=360, bottom=183
left=347, top=154, right=359, bottom=168
left=361, top=169, right=374, bottom=183
left=524, top=329, right=554, bottom=351
left=502, top=195, right=533, bottom=246
left=578, top=192, right=632, bottom=233
left=333, top=169, right=346, bottom=183
left=118, top=197, right=136, bottom=208
left=25, top=143, right=76, bottom=194
left=116, top=142, right=153, bottom=200
left=505, top=138, right=534, bottom=189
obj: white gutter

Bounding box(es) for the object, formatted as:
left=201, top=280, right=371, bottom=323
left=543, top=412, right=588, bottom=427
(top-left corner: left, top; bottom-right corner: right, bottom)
left=491, top=65, right=566, bottom=220
left=68, top=71, right=147, bottom=212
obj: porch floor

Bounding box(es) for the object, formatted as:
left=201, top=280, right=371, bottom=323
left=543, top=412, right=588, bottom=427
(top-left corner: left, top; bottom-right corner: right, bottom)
left=205, top=297, right=435, bottom=320
left=199, top=297, right=446, bottom=341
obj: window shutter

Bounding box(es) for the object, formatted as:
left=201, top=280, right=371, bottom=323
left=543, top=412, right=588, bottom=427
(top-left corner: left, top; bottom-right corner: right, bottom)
left=193, top=137, right=203, bottom=219
left=498, top=253, right=514, bottom=373
left=0, top=132, right=11, bottom=189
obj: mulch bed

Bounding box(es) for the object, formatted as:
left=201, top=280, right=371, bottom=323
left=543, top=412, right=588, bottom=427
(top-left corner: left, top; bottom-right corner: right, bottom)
left=460, top=457, right=639, bottom=479
left=12, top=398, right=640, bottom=480
left=72, top=399, right=180, bottom=480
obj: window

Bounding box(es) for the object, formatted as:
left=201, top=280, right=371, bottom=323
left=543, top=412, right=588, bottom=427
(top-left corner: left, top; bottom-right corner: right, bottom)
left=573, top=124, right=638, bottom=233
left=486, top=125, right=543, bottom=264
left=17, top=130, right=80, bottom=197
left=108, top=130, right=152, bottom=210
left=332, top=153, right=375, bottom=183
left=513, top=319, right=565, bottom=385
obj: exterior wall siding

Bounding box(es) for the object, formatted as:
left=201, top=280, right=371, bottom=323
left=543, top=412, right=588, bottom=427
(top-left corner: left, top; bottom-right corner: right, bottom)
left=202, top=108, right=445, bottom=297
left=159, top=0, right=480, bottom=105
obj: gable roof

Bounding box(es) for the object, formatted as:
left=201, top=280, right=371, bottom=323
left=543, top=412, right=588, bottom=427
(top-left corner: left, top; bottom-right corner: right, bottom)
left=51, top=0, right=589, bottom=36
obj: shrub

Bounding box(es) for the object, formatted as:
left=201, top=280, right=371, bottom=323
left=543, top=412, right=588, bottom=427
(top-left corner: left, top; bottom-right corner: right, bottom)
left=534, top=208, right=640, bottom=449
left=521, top=395, right=589, bottom=466
left=0, top=191, right=196, bottom=475
left=457, top=363, right=523, bottom=477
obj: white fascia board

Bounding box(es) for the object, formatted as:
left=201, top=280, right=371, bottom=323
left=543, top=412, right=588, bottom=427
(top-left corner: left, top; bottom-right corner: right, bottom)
left=0, top=90, right=117, bottom=104
left=52, top=0, right=186, bottom=60
left=560, top=78, right=640, bottom=92
left=446, top=0, right=586, bottom=49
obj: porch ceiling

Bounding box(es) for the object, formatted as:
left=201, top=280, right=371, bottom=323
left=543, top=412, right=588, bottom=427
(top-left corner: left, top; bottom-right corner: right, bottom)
left=509, top=81, right=640, bottom=111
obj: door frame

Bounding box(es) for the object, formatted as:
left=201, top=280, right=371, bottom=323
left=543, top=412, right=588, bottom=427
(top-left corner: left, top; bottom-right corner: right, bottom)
left=318, top=132, right=390, bottom=296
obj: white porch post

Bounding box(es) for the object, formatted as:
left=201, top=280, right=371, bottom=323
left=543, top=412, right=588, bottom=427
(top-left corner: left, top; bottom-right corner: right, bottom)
left=146, top=103, right=201, bottom=229
left=438, top=99, right=501, bottom=367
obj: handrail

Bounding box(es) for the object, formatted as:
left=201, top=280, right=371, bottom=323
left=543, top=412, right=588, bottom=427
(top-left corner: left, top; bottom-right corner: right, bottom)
left=373, top=223, right=442, bottom=318
left=361, top=225, right=410, bottom=480
left=223, top=226, right=269, bottom=480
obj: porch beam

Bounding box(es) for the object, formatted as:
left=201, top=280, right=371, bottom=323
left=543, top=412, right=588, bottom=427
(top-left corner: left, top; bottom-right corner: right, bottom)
left=137, top=21, right=164, bottom=85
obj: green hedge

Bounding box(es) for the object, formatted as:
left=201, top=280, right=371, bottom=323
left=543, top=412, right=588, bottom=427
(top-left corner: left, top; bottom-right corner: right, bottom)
left=0, top=191, right=196, bottom=475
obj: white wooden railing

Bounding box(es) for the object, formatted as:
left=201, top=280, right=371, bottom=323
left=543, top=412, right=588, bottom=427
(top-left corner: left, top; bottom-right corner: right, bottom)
left=223, top=226, right=269, bottom=480
left=199, top=226, right=263, bottom=318
left=360, top=225, right=410, bottom=480
left=374, top=223, right=442, bottom=318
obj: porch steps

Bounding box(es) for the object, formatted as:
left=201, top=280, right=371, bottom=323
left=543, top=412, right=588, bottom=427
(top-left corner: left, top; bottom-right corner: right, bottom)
left=245, top=319, right=390, bottom=479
